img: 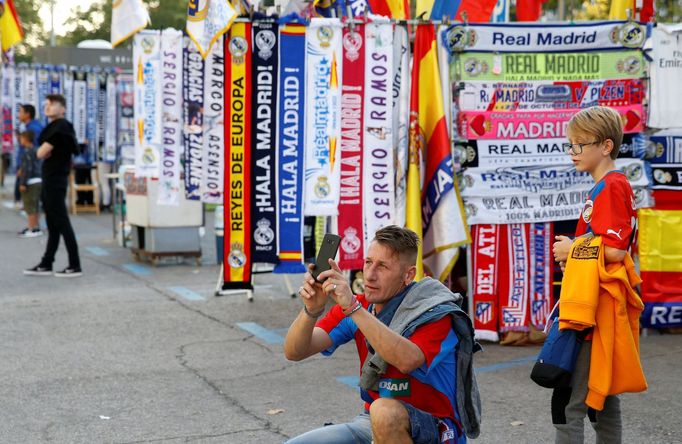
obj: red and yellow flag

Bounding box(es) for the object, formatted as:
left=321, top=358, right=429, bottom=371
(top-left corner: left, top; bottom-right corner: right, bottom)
left=1, top=0, right=23, bottom=52
left=368, top=0, right=410, bottom=19
left=407, top=24, right=470, bottom=282
left=639, top=199, right=682, bottom=329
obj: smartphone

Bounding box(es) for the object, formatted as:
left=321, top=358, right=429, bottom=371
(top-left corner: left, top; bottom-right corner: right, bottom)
left=311, top=233, right=341, bottom=283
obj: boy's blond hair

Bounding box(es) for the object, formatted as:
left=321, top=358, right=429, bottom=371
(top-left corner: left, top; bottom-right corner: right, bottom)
left=567, top=106, right=623, bottom=160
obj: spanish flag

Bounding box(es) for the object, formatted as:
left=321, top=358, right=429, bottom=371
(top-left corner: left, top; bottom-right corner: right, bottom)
left=407, top=25, right=470, bottom=282
left=1, top=0, right=23, bottom=52
left=638, top=192, right=682, bottom=329
left=368, top=0, right=410, bottom=19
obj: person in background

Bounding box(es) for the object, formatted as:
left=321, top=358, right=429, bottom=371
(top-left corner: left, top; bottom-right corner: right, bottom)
left=14, top=104, right=43, bottom=207
left=23, top=95, right=82, bottom=278
left=17, top=130, right=43, bottom=238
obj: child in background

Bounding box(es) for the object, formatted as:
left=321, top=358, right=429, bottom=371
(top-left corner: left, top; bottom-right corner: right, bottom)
left=17, top=130, right=43, bottom=238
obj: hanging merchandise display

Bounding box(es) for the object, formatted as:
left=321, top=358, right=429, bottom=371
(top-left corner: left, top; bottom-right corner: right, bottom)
left=409, top=24, right=470, bottom=282
left=85, top=70, right=100, bottom=163
left=457, top=105, right=644, bottom=140
left=392, top=26, right=410, bottom=228
left=650, top=164, right=682, bottom=190
left=1, top=64, right=13, bottom=156
left=457, top=79, right=645, bottom=112
left=182, top=33, right=205, bottom=198
left=646, top=24, right=682, bottom=129
left=273, top=20, right=307, bottom=275
left=362, top=20, right=395, bottom=251
left=453, top=51, right=646, bottom=82
left=223, top=21, right=253, bottom=289
left=103, top=74, right=118, bottom=164
left=646, top=130, right=682, bottom=164
left=460, top=159, right=650, bottom=197
left=337, top=21, right=365, bottom=271
left=303, top=17, right=343, bottom=217
left=134, top=30, right=163, bottom=177
left=250, top=20, right=279, bottom=263
left=37, top=66, right=50, bottom=124
left=471, top=224, right=501, bottom=342
left=73, top=75, right=88, bottom=145
left=202, top=35, right=226, bottom=204
left=158, top=28, right=184, bottom=206
left=442, top=21, right=647, bottom=54
left=63, top=67, right=74, bottom=124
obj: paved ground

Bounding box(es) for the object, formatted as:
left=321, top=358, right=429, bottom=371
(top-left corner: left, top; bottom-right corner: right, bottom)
left=1, top=180, right=680, bottom=443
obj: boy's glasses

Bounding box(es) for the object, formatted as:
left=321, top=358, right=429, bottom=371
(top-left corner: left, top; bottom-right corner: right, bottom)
left=562, top=141, right=598, bottom=154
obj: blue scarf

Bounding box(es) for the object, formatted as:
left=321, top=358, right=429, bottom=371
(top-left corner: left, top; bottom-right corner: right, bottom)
left=273, top=20, right=307, bottom=274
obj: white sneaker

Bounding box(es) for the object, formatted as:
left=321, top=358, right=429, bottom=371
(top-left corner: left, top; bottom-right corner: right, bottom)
left=19, top=228, right=43, bottom=238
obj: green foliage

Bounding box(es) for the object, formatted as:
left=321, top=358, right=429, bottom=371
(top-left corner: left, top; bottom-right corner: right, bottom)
left=58, top=0, right=186, bottom=48
left=11, top=0, right=46, bottom=62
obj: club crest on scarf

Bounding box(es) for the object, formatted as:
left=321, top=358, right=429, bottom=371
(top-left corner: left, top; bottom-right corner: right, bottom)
left=229, top=36, right=248, bottom=64
left=255, top=30, right=276, bottom=59
left=610, top=22, right=646, bottom=48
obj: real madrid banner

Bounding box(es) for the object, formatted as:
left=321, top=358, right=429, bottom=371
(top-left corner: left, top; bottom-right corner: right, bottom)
left=224, top=22, right=253, bottom=289
left=464, top=185, right=652, bottom=225
left=303, top=18, right=343, bottom=216
left=104, top=74, right=118, bottom=163
left=273, top=22, right=307, bottom=274
left=457, top=105, right=644, bottom=140
left=650, top=164, right=682, bottom=190
left=363, top=22, right=395, bottom=247
left=338, top=23, right=365, bottom=271
left=251, top=21, right=279, bottom=264
left=647, top=130, right=682, bottom=164
left=456, top=134, right=641, bottom=168
left=37, top=67, right=50, bottom=124
left=460, top=159, right=650, bottom=196
left=453, top=50, right=646, bottom=82
left=62, top=68, right=74, bottom=124
left=158, top=29, right=184, bottom=206
left=201, top=35, right=225, bottom=204
left=457, top=79, right=644, bottom=112
left=443, top=21, right=647, bottom=54
left=134, top=31, right=162, bottom=177
left=182, top=34, right=205, bottom=199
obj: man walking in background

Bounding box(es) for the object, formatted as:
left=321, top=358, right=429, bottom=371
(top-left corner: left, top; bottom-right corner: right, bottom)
left=24, top=95, right=82, bottom=278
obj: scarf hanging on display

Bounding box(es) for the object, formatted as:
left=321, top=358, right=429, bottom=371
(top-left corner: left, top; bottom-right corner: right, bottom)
left=182, top=33, right=205, bottom=197
left=250, top=21, right=279, bottom=264
left=73, top=75, right=88, bottom=145
left=497, top=224, right=531, bottom=333
left=103, top=74, right=118, bottom=164
left=85, top=71, right=100, bottom=164
left=158, top=28, right=184, bottom=205
left=49, top=67, right=62, bottom=94
left=471, top=224, right=501, bottom=342
left=392, top=25, right=410, bottom=228
left=37, top=67, right=50, bottom=124
left=201, top=35, right=225, bottom=204
left=363, top=21, right=395, bottom=247
left=134, top=31, right=163, bottom=177
left=63, top=68, right=74, bottom=124
left=337, top=22, right=365, bottom=271
left=96, top=73, right=108, bottom=161
left=12, top=65, right=23, bottom=147
left=647, top=130, right=682, bottom=164
left=303, top=18, right=343, bottom=217
left=1, top=64, right=13, bottom=155
left=273, top=21, right=307, bottom=274
left=22, top=67, right=38, bottom=113
left=529, top=222, right=553, bottom=330
left=223, top=22, right=253, bottom=289
left=117, top=74, right=136, bottom=164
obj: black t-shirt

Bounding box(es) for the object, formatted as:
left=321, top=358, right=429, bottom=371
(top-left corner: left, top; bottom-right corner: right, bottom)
left=39, top=118, right=78, bottom=184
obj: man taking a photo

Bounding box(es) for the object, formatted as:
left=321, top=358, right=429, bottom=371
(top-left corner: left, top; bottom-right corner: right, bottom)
left=284, top=225, right=480, bottom=444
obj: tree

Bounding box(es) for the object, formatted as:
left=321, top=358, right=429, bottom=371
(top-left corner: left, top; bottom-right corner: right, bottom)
left=58, top=0, right=186, bottom=48
left=12, top=0, right=47, bottom=62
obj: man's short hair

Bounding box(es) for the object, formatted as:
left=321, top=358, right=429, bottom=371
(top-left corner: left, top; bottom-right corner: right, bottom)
left=46, top=94, right=67, bottom=108
left=19, top=104, right=36, bottom=120
left=567, top=106, right=623, bottom=160
left=373, top=225, right=420, bottom=265
left=19, top=130, right=35, bottom=144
